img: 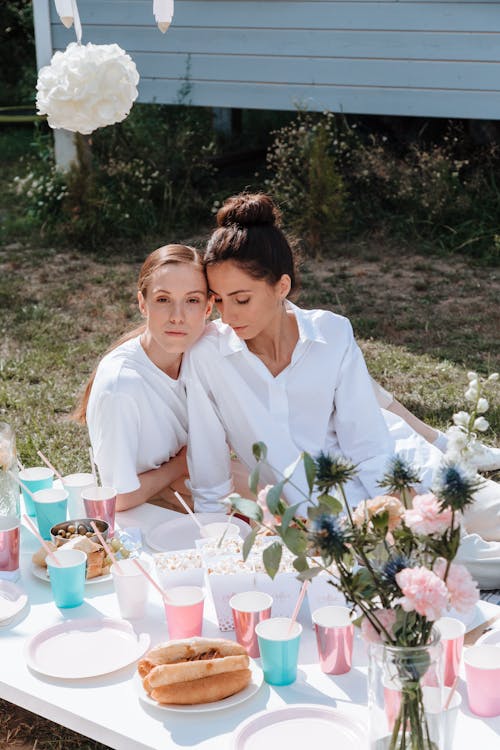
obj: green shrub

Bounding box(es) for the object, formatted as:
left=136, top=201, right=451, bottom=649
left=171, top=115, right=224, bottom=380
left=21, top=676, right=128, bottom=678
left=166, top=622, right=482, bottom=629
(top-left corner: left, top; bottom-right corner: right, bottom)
left=265, top=113, right=348, bottom=255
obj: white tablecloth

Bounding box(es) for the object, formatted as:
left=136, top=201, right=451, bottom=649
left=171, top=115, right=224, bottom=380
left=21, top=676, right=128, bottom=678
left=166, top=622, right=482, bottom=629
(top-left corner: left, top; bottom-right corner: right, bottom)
left=1, top=502, right=499, bottom=750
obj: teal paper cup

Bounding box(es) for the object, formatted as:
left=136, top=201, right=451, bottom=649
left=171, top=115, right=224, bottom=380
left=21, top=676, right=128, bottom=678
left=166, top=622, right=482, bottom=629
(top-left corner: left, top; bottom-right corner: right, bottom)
left=256, top=617, right=302, bottom=685
left=47, top=548, right=86, bottom=608
left=33, top=487, right=68, bottom=540
left=19, top=467, right=54, bottom=516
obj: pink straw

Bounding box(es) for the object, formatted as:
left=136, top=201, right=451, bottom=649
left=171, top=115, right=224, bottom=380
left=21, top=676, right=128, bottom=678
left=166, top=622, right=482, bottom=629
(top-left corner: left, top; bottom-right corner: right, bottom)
left=36, top=450, right=64, bottom=483
left=22, top=513, right=61, bottom=566
left=171, top=488, right=204, bottom=530
left=90, top=521, right=123, bottom=574
left=444, top=676, right=459, bottom=710
left=8, top=470, right=36, bottom=503
left=133, top=559, right=171, bottom=603
left=288, top=580, right=309, bottom=634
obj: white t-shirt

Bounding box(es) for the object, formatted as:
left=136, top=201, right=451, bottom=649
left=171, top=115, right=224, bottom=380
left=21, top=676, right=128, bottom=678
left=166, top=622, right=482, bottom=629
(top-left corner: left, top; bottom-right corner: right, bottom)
left=184, top=303, right=443, bottom=512
left=86, top=336, right=188, bottom=494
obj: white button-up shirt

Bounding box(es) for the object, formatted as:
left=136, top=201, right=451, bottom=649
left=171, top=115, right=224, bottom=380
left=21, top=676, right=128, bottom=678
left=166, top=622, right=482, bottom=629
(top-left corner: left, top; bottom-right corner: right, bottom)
left=183, top=303, right=421, bottom=513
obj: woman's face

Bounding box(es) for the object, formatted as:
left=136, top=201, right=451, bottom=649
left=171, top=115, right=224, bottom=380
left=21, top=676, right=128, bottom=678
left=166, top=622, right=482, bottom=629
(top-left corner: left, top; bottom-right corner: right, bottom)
left=207, top=261, right=290, bottom=340
left=138, top=264, right=212, bottom=357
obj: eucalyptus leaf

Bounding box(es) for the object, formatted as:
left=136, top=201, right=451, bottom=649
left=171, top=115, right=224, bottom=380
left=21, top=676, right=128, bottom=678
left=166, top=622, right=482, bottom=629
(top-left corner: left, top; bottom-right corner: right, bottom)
left=282, top=526, right=308, bottom=556
left=263, top=541, right=283, bottom=580
left=266, top=481, right=285, bottom=514
left=317, top=494, right=343, bottom=515
left=252, top=442, right=267, bottom=461
left=292, top=555, right=310, bottom=572
left=242, top=527, right=258, bottom=561
left=281, top=502, right=302, bottom=533
left=229, top=497, right=263, bottom=523
left=248, top=465, right=260, bottom=495
left=283, top=453, right=303, bottom=479
left=303, top=451, right=316, bottom=494
left=297, top=565, right=323, bottom=581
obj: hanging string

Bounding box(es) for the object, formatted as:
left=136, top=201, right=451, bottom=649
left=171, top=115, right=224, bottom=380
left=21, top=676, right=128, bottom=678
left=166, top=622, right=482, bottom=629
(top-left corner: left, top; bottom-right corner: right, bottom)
left=153, top=0, right=174, bottom=33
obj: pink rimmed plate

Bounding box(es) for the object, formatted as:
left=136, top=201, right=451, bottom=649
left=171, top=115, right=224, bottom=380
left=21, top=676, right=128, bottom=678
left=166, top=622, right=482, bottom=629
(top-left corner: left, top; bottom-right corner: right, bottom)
left=232, top=704, right=366, bottom=750
left=0, top=580, right=28, bottom=625
left=134, top=658, right=263, bottom=713
left=25, top=618, right=150, bottom=678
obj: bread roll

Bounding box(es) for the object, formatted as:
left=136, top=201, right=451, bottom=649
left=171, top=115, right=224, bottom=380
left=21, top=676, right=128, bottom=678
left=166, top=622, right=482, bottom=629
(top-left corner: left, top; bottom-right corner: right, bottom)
left=150, top=669, right=252, bottom=705
left=144, top=653, right=248, bottom=691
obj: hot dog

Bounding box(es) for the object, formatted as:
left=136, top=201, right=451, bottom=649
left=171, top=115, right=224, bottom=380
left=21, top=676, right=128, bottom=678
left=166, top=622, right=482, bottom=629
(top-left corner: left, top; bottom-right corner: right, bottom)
left=138, top=637, right=251, bottom=705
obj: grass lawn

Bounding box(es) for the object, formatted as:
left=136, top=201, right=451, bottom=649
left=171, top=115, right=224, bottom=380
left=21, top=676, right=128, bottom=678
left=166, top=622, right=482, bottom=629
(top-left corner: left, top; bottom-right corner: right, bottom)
left=0, top=129, right=499, bottom=749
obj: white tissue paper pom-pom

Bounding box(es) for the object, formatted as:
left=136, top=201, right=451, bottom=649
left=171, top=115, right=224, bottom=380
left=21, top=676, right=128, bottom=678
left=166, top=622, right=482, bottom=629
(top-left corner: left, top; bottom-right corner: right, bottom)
left=36, top=42, right=140, bottom=135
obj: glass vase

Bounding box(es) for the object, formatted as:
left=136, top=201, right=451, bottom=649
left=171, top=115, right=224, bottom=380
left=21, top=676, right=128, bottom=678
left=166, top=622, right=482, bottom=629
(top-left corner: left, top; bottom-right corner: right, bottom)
left=368, top=631, right=443, bottom=750
left=0, top=422, right=20, bottom=518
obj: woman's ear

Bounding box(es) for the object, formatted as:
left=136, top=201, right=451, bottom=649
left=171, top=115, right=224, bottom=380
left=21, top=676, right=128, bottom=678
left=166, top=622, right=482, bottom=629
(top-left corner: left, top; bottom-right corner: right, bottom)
left=138, top=290, right=147, bottom=318
left=205, top=294, right=214, bottom=319
left=277, top=274, right=292, bottom=301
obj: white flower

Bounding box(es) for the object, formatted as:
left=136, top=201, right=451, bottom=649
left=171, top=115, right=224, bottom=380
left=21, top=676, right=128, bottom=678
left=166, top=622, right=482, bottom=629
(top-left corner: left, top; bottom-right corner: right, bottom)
left=465, top=387, right=478, bottom=402
left=467, top=371, right=477, bottom=382
left=488, top=373, right=499, bottom=382
left=36, top=42, right=139, bottom=135
left=473, top=417, right=490, bottom=432
left=452, top=411, right=470, bottom=428
left=476, top=398, right=489, bottom=414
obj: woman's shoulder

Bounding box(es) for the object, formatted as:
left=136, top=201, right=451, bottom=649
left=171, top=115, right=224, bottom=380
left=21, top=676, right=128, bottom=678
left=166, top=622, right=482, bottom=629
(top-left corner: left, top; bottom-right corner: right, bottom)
left=294, top=305, right=354, bottom=341
left=93, top=337, right=146, bottom=393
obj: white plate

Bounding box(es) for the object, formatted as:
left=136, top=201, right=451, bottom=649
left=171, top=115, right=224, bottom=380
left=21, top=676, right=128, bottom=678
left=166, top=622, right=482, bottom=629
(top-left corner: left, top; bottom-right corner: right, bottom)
left=145, top=513, right=250, bottom=552
left=0, top=580, right=28, bottom=625
left=25, top=617, right=150, bottom=679
left=232, top=704, right=366, bottom=749
left=31, top=562, right=112, bottom=586
left=135, top=658, right=263, bottom=712
left=476, top=621, right=500, bottom=646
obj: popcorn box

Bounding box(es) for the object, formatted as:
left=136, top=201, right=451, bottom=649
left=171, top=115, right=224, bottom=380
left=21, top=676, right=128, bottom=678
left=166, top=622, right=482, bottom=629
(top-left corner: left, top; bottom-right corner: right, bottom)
left=153, top=549, right=204, bottom=590
left=253, top=571, right=303, bottom=618
left=206, top=569, right=256, bottom=631
left=307, top=570, right=347, bottom=616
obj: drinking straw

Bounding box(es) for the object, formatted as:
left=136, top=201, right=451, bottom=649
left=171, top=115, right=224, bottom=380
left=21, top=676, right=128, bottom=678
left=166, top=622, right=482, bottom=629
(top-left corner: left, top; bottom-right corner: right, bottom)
left=8, top=469, right=37, bottom=503
left=22, top=513, right=61, bottom=566
left=17, top=457, right=25, bottom=472
left=444, top=676, right=459, bottom=710
left=288, top=580, right=309, bottom=634
left=36, top=450, right=64, bottom=483
left=133, top=558, right=171, bottom=603
left=88, top=446, right=99, bottom=486
left=171, top=488, right=204, bottom=530
left=90, top=521, right=123, bottom=574
left=217, top=510, right=235, bottom=548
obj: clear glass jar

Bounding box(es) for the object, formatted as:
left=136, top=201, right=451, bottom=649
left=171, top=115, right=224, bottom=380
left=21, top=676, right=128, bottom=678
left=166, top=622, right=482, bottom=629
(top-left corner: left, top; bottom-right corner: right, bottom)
left=0, top=422, right=20, bottom=518
left=368, top=631, right=443, bottom=750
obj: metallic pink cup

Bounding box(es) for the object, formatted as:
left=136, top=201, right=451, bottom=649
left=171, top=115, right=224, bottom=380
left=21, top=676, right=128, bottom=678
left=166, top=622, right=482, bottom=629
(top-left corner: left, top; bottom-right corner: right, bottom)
left=0, top=517, right=20, bottom=578
left=230, top=591, right=273, bottom=657
left=312, top=605, right=354, bottom=674
left=81, top=486, right=116, bottom=535
left=435, top=617, right=465, bottom=688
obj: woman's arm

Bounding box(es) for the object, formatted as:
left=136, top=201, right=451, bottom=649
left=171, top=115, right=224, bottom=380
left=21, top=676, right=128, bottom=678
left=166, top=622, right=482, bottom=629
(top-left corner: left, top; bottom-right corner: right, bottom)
left=116, top=446, right=188, bottom=511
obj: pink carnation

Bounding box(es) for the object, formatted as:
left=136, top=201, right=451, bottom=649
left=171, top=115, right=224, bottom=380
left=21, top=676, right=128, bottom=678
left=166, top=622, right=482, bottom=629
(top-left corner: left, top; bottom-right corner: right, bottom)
left=396, top=566, right=448, bottom=621
left=404, top=493, right=453, bottom=535
left=361, top=608, right=397, bottom=644
left=257, top=485, right=278, bottom=526
left=434, top=558, right=479, bottom=613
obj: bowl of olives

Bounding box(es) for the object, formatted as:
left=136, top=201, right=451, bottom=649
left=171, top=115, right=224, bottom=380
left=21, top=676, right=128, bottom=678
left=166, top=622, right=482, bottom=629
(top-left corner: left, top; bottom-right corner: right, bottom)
left=50, top=518, right=109, bottom=547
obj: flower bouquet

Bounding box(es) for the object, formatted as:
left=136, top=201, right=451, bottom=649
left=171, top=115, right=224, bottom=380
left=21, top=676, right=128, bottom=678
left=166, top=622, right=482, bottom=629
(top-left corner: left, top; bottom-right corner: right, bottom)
left=228, top=373, right=497, bottom=750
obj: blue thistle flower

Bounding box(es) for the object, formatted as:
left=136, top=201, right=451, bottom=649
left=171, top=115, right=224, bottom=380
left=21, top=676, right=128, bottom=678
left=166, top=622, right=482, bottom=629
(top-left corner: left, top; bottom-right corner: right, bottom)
left=314, top=452, right=357, bottom=493
left=378, top=454, right=421, bottom=494
left=433, top=462, right=483, bottom=512
left=308, top=513, right=348, bottom=562
left=380, top=555, right=411, bottom=587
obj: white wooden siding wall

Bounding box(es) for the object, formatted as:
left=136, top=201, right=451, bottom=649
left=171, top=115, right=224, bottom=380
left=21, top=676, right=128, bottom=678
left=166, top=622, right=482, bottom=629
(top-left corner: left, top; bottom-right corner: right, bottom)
left=46, top=0, right=500, bottom=119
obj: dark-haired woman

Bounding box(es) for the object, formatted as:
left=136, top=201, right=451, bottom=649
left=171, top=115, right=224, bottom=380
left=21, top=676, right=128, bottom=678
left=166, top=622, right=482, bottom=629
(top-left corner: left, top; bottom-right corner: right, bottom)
left=75, top=244, right=213, bottom=512
left=183, top=193, right=500, bottom=588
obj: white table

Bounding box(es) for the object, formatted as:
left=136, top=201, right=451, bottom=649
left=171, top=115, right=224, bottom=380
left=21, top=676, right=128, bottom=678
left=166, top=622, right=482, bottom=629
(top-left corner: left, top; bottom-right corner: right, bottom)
left=1, top=503, right=500, bottom=750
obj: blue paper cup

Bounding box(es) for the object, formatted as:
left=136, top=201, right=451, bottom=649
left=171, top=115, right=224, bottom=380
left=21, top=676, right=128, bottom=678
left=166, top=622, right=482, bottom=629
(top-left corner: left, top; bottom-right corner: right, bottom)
left=47, top=548, right=86, bottom=608
left=256, top=617, right=302, bottom=685
left=19, top=467, right=54, bottom=516
left=33, top=487, right=68, bottom=540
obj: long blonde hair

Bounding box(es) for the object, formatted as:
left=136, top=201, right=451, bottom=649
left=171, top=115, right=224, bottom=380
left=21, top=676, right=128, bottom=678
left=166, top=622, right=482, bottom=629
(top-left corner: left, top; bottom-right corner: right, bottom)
left=73, top=244, right=205, bottom=424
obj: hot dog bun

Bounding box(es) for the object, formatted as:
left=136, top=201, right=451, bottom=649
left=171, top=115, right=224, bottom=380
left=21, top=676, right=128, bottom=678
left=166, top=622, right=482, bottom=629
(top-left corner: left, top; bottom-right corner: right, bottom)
left=138, top=637, right=252, bottom=705
left=151, top=669, right=252, bottom=705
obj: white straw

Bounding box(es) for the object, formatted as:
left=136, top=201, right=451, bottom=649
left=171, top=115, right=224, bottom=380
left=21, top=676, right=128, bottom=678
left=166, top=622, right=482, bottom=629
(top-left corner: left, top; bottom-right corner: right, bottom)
left=171, top=488, right=204, bottom=530
left=17, top=457, right=25, bottom=472
left=36, top=450, right=64, bottom=483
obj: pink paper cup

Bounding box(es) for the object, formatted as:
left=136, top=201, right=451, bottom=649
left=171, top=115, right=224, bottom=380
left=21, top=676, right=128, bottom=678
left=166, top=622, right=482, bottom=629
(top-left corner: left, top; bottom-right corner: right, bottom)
left=164, top=585, right=205, bottom=639
left=0, top=517, right=20, bottom=578
left=312, top=605, right=354, bottom=674
left=465, top=645, right=500, bottom=717
left=82, top=486, right=116, bottom=536
left=230, top=590, right=273, bottom=657
left=434, top=616, right=465, bottom=687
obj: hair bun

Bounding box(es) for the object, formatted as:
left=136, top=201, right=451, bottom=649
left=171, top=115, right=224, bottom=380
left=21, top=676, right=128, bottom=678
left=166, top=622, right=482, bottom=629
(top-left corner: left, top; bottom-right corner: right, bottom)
left=217, top=193, right=280, bottom=228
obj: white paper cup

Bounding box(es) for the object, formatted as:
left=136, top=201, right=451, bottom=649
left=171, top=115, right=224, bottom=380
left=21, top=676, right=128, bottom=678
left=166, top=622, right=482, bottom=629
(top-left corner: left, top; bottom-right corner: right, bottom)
left=63, top=473, right=95, bottom=519
left=111, top=558, right=149, bottom=619
left=423, top=685, right=462, bottom=748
